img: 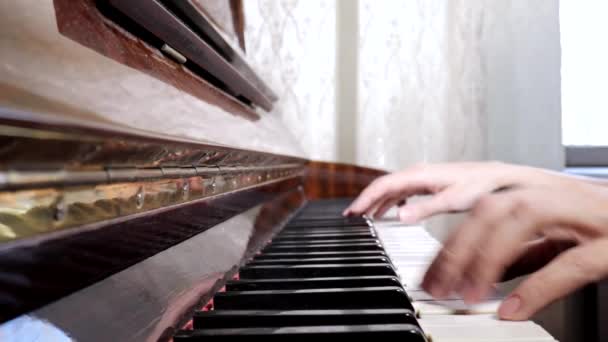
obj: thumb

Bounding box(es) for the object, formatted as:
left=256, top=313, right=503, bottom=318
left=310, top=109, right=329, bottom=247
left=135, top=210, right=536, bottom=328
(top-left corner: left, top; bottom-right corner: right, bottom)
left=498, top=239, right=608, bottom=320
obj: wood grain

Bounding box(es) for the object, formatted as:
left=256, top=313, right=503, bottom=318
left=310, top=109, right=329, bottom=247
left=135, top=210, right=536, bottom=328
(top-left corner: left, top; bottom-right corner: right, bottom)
left=53, top=0, right=259, bottom=120
left=303, top=161, right=387, bottom=199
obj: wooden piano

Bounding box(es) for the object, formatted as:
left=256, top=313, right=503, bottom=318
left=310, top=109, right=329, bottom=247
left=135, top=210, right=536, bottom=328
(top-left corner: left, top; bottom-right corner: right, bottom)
left=0, top=1, right=557, bottom=341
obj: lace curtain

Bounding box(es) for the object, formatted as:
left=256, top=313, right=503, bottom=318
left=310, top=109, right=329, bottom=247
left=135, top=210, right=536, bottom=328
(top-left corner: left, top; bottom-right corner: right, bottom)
left=245, top=0, right=565, bottom=339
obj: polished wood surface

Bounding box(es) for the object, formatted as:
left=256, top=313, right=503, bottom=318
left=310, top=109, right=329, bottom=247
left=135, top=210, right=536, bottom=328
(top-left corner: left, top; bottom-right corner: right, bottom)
left=230, top=0, right=247, bottom=52
left=0, top=177, right=305, bottom=324
left=0, top=2, right=391, bottom=340
left=0, top=1, right=303, bottom=156
left=304, top=161, right=387, bottom=199
left=53, top=0, right=259, bottom=119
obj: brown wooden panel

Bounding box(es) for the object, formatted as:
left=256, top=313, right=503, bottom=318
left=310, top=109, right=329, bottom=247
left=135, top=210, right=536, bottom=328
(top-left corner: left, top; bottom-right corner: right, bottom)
left=230, top=0, right=247, bottom=52
left=53, top=0, right=259, bottom=120
left=0, top=177, right=305, bottom=325
left=190, top=0, right=241, bottom=46
left=303, top=161, right=387, bottom=199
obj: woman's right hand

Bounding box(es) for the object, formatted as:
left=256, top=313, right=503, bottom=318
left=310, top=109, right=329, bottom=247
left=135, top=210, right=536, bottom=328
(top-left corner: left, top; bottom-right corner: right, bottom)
left=343, top=161, right=571, bottom=223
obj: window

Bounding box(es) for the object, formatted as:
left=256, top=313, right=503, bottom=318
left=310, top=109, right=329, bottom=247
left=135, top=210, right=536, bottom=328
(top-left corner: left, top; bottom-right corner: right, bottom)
left=560, top=1, right=608, bottom=166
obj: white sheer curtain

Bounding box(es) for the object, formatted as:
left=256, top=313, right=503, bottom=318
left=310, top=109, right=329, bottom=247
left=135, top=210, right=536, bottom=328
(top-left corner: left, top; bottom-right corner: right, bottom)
left=246, top=1, right=566, bottom=339
left=357, top=0, right=486, bottom=171
left=244, top=0, right=337, bottom=160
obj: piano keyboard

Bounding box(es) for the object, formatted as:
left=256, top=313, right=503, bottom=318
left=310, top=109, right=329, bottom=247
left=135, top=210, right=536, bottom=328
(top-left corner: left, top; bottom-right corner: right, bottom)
left=173, top=199, right=558, bottom=341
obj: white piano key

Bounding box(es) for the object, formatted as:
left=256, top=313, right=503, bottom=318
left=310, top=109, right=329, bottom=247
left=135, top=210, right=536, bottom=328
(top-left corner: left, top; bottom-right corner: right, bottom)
left=371, top=217, right=558, bottom=342
left=420, top=320, right=556, bottom=341
left=409, top=290, right=504, bottom=302
left=414, top=300, right=502, bottom=315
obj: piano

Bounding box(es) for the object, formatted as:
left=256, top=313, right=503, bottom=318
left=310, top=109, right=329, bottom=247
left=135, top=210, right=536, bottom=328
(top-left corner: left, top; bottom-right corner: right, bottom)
left=0, top=1, right=558, bottom=341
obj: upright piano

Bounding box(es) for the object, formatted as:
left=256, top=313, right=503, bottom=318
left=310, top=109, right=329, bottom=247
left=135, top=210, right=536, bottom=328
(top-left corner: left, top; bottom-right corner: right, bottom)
left=0, top=1, right=557, bottom=341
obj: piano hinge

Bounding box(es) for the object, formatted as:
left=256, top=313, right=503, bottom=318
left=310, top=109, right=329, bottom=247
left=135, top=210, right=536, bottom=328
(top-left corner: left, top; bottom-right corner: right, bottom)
left=0, top=163, right=306, bottom=243
left=0, top=164, right=304, bottom=191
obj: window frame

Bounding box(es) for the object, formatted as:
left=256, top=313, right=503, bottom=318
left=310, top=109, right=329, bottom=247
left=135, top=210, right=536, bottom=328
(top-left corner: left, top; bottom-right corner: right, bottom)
left=565, top=146, right=608, bottom=167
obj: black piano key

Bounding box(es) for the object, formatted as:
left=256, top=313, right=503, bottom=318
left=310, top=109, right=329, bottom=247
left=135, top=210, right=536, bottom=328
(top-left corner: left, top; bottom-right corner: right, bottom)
left=239, top=263, right=396, bottom=278
left=286, top=218, right=368, bottom=226
left=283, top=225, right=370, bottom=232
left=213, top=287, right=414, bottom=310
left=193, top=309, right=419, bottom=329
left=273, top=232, right=374, bottom=241
left=226, top=276, right=403, bottom=291
left=263, top=243, right=383, bottom=253
left=247, top=256, right=391, bottom=266
left=278, top=228, right=372, bottom=235
left=254, top=251, right=386, bottom=259
left=269, top=238, right=379, bottom=245
left=174, top=324, right=426, bottom=340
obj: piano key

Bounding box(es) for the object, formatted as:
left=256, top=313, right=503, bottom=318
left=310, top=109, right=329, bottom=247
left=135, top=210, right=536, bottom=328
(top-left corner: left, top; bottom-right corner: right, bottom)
left=413, top=300, right=503, bottom=316
left=213, top=287, right=414, bottom=310
left=263, top=242, right=383, bottom=253
left=288, top=217, right=367, bottom=223
left=269, top=238, right=380, bottom=245
left=226, top=276, right=403, bottom=291
left=278, top=228, right=373, bottom=235
left=286, top=218, right=368, bottom=226
left=247, top=256, right=392, bottom=266
left=281, top=228, right=373, bottom=235
left=173, top=324, right=427, bottom=340
left=273, top=232, right=375, bottom=241
left=239, top=263, right=397, bottom=278
left=193, top=309, right=419, bottom=329
left=408, top=290, right=504, bottom=302
left=283, top=224, right=370, bottom=230
left=371, top=215, right=557, bottom=342
left=419, top=318, right=556, bottom=341
left=254, top=251, right=386, bottom=259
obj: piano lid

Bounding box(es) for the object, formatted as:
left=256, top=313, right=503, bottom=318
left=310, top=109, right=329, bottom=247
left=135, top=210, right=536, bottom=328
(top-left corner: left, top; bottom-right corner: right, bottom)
left=0, top=0, right=303, bottom=157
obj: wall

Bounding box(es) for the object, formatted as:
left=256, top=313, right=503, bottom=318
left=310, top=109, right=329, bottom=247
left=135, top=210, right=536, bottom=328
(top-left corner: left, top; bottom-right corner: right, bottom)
left=483, top=1, right=564, bottom=170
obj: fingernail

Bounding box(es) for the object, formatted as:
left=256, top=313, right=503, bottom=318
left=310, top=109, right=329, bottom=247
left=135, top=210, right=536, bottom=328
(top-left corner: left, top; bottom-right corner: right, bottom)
left=498, top=295, right=521, bottom=319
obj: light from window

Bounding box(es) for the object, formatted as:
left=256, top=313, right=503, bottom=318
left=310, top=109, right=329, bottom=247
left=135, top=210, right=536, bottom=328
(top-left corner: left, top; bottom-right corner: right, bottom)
left=560, top=1, right=608, bottom=146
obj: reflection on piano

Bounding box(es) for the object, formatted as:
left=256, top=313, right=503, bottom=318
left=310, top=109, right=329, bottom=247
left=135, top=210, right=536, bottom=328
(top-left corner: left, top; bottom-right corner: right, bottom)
left=0, top=1, right=557, bottom=341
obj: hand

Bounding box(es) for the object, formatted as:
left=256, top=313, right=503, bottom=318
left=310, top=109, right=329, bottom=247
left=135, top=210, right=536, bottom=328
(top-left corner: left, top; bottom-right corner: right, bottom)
left=343, top=162, right=567, bottom=222
left=422, top=182, right=608, bottom=320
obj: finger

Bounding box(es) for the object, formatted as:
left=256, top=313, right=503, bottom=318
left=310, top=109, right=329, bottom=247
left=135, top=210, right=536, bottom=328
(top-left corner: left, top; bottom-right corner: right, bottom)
left=343, top=175, right=399, bottom=216
left=464, top=214, right=533, bottom=304
left=499, top=239, right=608, bottom=320
left=502, top=238, right=576, bottom=281
left=422, top=196, right=507, bottom=298
left=397, top=186, right=462, bottom=224
left=466, top=194, right=573, bottom=303
left=373, top=196, right=406, bottom=219
left=344, top=170, right=430, bottom=216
